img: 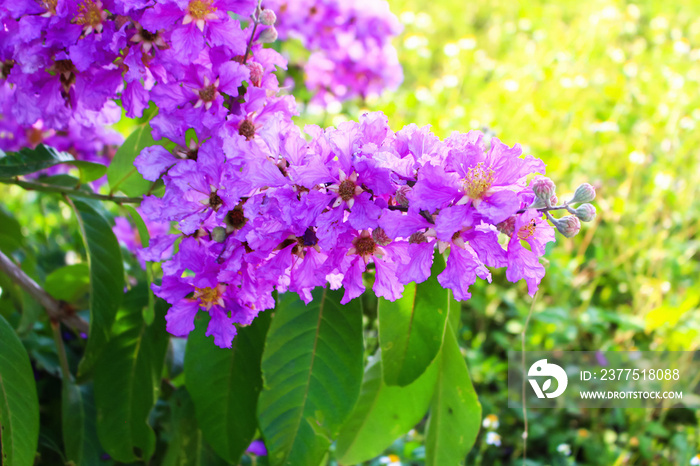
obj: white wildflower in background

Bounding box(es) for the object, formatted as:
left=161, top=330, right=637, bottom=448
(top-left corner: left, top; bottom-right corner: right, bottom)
left=486, top=432, right=502, bottom=447
left=482, top=414, right=500, bottom=430
left=557, top=443, right=572, bottom=456
left=379, top=454, right=401, bottom=465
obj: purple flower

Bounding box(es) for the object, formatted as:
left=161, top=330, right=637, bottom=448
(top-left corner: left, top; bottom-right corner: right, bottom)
left=265, top=0, right=403, bottom=103
left=140, top=0, right=250, bottom=61
left=505, top=210, right=556, bottom=296
left=247, top=439, right=267, bottom=456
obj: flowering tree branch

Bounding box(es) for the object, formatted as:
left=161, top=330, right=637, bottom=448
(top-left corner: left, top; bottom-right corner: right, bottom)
left=242, top=0, right=264, bottom=64
left=0, top=249, right=90, bottom=334
left=0, top=178, right=142, bottom=205
left=515, top=204, right=570, bottom=214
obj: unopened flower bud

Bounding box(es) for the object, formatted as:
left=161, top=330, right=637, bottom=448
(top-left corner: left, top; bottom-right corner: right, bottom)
left=211, top=226, right=227, bottom=243
left=573, top=203, right=596, bottom=222
left=496, top=216, right=516, bottom=236
left=372, top=227, right=391, bottom=246
left=554, top=215, right=581, bottom=238
left=259, top=9, right=276, bottom=26
left=570, top=183, right=596, bottom=204
left=529, top=193, right=558, bottom=210
left=531, top=176, right=556, bottom=201
left=258, top=26, right=278, bottom=43
left=408, top=232, right=427, bottom=244
left=395, top=185, right=410, bottom=208
left=248, top=62, right=264, bottom=87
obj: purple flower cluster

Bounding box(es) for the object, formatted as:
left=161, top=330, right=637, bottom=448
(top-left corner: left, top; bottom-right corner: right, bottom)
left=0, top=0, right=131, bottom=159
left=0, top=0, right=267, bottom=143
left=0, top=83, right=121, bottom=167
left=1, top=0, right=401, bottom=159
left=138, top=108, right=557, bottom=347
left=264, top=0, right=403, bottom=104
left=1, top=0, right=589, bottom=349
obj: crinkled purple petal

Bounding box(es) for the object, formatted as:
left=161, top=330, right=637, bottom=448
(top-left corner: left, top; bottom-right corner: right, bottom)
left=165, top=299, right=200, bottom=337
left=476, top=190, right=519, bottom=224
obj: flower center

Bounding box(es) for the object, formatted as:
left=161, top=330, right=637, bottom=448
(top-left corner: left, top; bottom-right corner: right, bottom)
left=140, top=29, right=157, bottom=42
left=1, top=60, right=14, bottom=79
left=338, top=179, right=357, bottom=201
left=209, top=191, right=223, bottom=210
left=53, top=59, right=75, bottom=75
left=52, top=59, right=76, bottom=92
left=198, top=84, right=217, bottom=102
left=463, top=162, right=494, bottom=199
left=238, top=120, right=256, bottom=140
left=75, top=0, right=105, bottom=29
left=41, top=0, right=58, bottom=15
left=188, top=0, right=216, bottom=19
left=353, top=236, right=377, bottom=257
left=496, top=216, right=515, bottom=236
left=226, top=206, right=247, bottom=229
left=27, top=127, right=45, bottom=146
left=518, top=219, right=537, bottom=239
left=194, top=285, right=224, bottom=310
left=409, top=232, right=427, bottom=244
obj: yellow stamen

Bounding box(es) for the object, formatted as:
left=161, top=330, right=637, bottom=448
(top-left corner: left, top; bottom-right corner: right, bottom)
left=188, top=0, right=217, bottom=19
left=75, top=0, right=104, bottom=29
left=463, top=162, right=494, bottom=199
left=518, top=219, right=537, bottom=239
left=42, top=0, right=58, bottom=15
left=194, top=285, right=224, bottom=310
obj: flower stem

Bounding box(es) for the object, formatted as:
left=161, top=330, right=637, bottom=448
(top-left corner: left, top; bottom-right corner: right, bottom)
left=242, top=0, right=264, bottom=64
left=51, top=320, right=73, bottom=383
left=0, top=249, right=90, bottom=334
left=0, top=177, right=142, bottom=204
left=516, top=204, right=570, bottom=215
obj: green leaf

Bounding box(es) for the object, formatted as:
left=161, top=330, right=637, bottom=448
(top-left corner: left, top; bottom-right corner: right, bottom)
left=36, top=174, right=82, bottom=189
left=378, top=252, right=449, bottom=386
left=70, top=199, right=124, bottom=377
left=0, top=207, right=24, bottom=253
left=122, top=205, right=155, bottom=325
left=335, top=351, right=438, bottom=465
left=257, top=289, right=364, bottom=466
left=93, top=287, right=169, bottom=463
left=122, top=205, right=150, bottom=248
left=184, top=311, right=271, bottom=464
left=424, top=321, right=482, bottom=466
left=71, top=161, right=107, bottom=184
left=0, top=144, right=73, bottom=177
left=15, top=290, right=42, bottom=336
left=107, top=125, right=158, bottom=196
left=163, top=389, right=229, bottom=466
left=44, top=264, right=90, bottom=304
left=0, top=145, right=106, bottom=181
left=0, top=314, right=40, bottom=466
left=62, top=382, right=101, bottom=466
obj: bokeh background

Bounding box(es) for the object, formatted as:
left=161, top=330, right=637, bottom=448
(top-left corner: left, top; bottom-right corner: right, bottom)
left=292, top=0, right=700, bottom=464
